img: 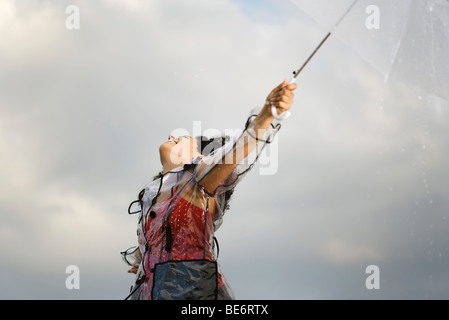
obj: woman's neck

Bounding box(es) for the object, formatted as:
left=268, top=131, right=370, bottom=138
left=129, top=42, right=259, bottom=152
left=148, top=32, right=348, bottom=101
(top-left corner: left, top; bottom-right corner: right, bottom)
left=162, top=156, right=202, bottom=174
left=162, top=163, right=183, bottom=174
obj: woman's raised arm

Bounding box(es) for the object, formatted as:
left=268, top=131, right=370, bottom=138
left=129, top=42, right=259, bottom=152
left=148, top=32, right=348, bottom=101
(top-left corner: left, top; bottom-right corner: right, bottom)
left=194, top=80, right=297, bottom=195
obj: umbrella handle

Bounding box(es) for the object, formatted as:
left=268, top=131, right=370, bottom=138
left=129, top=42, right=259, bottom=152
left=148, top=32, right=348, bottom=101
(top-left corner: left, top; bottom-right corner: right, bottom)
left=271, top=77, right=296, bottom=120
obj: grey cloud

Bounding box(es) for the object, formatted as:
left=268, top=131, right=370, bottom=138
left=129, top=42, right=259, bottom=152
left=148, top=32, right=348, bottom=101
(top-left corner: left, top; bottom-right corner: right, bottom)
left=1, top=0, right=448, bottom=299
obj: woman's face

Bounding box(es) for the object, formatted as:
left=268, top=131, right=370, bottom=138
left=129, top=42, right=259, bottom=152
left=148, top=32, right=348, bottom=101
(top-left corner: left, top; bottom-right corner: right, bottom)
left=159, top=134, right=201, bottom=170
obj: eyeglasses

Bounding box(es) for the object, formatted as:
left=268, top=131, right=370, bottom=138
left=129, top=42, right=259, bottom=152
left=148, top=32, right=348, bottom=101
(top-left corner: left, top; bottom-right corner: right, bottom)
left=120, top=246, right=141, bottom=266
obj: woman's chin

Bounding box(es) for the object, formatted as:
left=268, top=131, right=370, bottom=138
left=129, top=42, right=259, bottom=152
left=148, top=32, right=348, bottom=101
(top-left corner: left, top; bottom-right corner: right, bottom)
left=160, top=144, right=184, bottom=167
left=159, top=141, right=174, bottom=154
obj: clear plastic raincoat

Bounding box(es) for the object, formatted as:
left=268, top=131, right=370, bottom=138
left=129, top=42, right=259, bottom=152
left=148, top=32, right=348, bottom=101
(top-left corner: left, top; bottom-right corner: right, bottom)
left=121, top=107, right=281, bottom=300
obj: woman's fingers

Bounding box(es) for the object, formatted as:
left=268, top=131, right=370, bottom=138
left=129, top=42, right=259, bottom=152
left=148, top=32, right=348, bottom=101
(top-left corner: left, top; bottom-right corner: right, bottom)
left=269, top=79, right=291, bottom=95
left=286, top=82, right=298, bottom=90
left=272, top=90, right=294, bottom=99
left=274, top=85, right=296, bottom=97
left=278, top=101, right=290, bottom=110
left=270, top=96, right=292, bottom=105
left=274, top=79, right=288, bottom=91
left=266, top=80, right=298, bottom=112
left=269, top=87, right=295, bottom=114
left=270, top=91, right=295, bottom=103
left=272, top=80, right=297, bottom=93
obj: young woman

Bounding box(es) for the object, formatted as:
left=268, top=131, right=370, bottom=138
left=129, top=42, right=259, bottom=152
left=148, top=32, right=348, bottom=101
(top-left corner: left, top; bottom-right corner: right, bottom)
left=122, top=79, right=297, bottom=300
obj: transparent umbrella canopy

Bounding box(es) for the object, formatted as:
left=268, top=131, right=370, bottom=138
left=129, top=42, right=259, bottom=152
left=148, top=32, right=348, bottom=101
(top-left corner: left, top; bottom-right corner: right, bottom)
left=289, top=0, right=449, bottom=100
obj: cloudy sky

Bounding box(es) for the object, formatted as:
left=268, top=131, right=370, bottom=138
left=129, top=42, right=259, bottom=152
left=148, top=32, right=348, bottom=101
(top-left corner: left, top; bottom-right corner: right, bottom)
left=1, top=0, right=448, bottom=299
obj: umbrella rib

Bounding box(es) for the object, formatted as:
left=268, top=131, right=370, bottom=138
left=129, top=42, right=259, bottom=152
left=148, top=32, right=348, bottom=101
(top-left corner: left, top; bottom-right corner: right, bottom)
left=383, top=0, right=414, bottom=82
left=334, top=0, right=359, bottom=29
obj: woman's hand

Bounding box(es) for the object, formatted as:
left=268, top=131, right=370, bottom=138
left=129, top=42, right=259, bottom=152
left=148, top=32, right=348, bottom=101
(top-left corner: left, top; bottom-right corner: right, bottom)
left=265, top=79, right=297, bottom=117
left=254, top=79, right=298, bottom=128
